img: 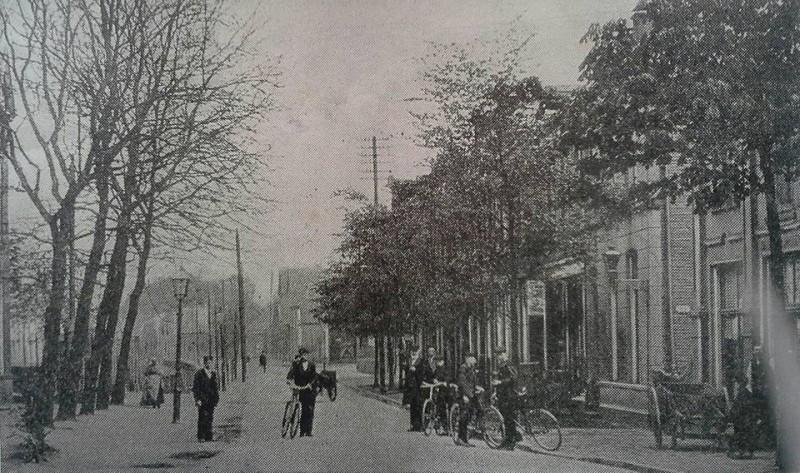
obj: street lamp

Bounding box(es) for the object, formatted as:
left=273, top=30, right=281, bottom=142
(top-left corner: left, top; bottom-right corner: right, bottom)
left=171, top=273, right=190, bottom=424
left=603, top=247, right=621, bottom=381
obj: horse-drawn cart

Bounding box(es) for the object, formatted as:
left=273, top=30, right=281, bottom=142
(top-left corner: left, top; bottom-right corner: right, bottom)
left=648, top=378, right=730, bottom=450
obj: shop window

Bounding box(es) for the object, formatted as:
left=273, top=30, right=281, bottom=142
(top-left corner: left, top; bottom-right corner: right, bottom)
left=716, top=263, right=748, bottom=390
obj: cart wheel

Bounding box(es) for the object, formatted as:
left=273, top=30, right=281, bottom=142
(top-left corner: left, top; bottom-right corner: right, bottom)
left=328, top=384, right=337, bottom=402
left=648, top=386, right=663, bottom=449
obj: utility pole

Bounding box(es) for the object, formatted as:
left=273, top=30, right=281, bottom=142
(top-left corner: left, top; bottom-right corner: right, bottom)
left=221, top=280, right=226, bottom=382
left=213, top=308, right=220, bottom=374
left=194, top=291, right=200, bottom=362
left=372, top=136, right=379, bottom=205
left=219, top=324, right=226, bottom=391
left=236, top=230, right=247, bottom=382
left=207, top=293, right=213, bottom=358
left=0, top=57, right=14, bottom=380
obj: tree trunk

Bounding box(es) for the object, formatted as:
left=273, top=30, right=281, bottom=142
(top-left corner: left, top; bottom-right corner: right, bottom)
left=110, top=212, right=153, bottom=405
left=507, top=204, right=520, bottom=365
left=81, top=219, right=131, bottom=414
left=93, top=138, right=141, bottom=410
left=95, top=217, right=132, bottom=409
left=57, top=167, right=110, bottom=420
left=379, top=335, right=386, bottom=393
left=388, top=335, right=395, bottom=389
left=39, top=201, right=73, bottom=424
left=373, top=336, right=379, bottom=388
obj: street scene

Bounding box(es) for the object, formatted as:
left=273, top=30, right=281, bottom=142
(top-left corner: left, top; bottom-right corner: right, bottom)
left=1, top=0, right=799, bottom=472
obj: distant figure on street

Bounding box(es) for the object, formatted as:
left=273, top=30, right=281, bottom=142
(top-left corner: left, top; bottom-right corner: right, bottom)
left=433, top=356, right=451, bottom=430
left=259, top=351, right=267, bottom=373
left=493, top=347, right=519, bottom=450
left=456, top=352, right=482, bottom=447
left=406, top=345, right=425, bottom=431
left=193, top=356, right=219, bottom=442
left=141, top=359, right=164, bottom=408
left=286, top=347, right=317, bottom=437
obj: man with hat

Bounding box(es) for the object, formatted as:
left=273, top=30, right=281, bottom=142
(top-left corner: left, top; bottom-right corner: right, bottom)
left=493, top=347, right=520, bottom=450
left=286, top=347, right=317, bottom=437
left=193, top=356, right=219, bottom=442
left=456, top=352, right=482, bottom=446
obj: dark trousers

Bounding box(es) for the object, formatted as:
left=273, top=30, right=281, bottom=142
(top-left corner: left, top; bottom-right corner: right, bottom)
left=197, top=404, right=214, bottom=441
left=458, top=396, right=480, bottom=442
left=499, top=402, right=518, bottom=444
left=409, top=389, right=422, bottom=430
left=436, top=390, right=451, bottom=428
left=299, top=390, right=316, bottom=435
left=409, top=395, right=422, bottom=430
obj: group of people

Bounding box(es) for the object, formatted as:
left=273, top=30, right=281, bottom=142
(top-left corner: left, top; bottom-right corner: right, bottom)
left=404, top=345, right=521, bottom=450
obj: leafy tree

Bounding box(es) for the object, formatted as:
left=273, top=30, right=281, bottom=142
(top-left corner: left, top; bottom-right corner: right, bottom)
left=565, top=0, right=800, bottom=341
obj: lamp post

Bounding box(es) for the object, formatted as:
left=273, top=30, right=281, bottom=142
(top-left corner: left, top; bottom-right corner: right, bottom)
left=603, top=247, right=621, bottom=381
left=171, top=274, right=190, bottom=424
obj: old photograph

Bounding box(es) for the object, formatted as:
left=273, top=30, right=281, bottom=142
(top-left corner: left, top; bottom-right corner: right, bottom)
left=0, top=0, right=799, bottom=471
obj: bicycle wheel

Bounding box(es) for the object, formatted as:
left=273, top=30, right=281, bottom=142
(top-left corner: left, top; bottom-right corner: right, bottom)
left=289, top=402, right=301, bottom=439
left=481, top=406, right=504, bottom=449
left=435, top=405, right=449, bottom=436
left=449, top=404, right=461, bottom=444
left=422, top=399, right=435, bottom=436
left=281, top=401, right=292, bottom=438
left=528, top=408, right=562, bottom=451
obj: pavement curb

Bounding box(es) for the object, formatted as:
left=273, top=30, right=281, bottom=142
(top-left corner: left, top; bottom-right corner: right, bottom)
left=343, top=382, right=408, bottom=410
left=344, top=380, right=685, bottom=473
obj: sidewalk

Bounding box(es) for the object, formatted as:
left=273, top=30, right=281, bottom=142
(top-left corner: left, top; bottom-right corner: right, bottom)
left=0, top=379, right=250, bottom=471
left=337, top=366, right=777, bottom=473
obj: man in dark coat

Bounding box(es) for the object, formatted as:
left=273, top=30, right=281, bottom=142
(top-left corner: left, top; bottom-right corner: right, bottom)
left=433, top=356, right=451, bottom=430
left=259, top=351, right=267, bottom=373
left=456, top=352, right=481, bottom=447
left=493, top=348, right=519, bottom=450
left=193, top=356, right=219, bottom=442
left=286, top=347, right=317, bottom=437
left=408, top=346, right=436, bottom=431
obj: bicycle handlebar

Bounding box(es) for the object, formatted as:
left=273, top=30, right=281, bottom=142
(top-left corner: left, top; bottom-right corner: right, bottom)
left=421, top=381, right=448, bottom=388
left=288, top=383, right=313, bottom=391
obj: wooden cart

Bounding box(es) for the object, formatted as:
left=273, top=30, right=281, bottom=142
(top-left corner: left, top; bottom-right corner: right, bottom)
left=648, top=380, right=730, bottom=450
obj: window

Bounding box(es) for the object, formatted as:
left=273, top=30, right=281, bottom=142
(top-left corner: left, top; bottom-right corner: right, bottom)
left=777, top=175, right=794, bottom=205
left=784, top=254, right=800, bottom=306
left=626, top=250, right=639, bottom=280
left=719, top=264, right=741, bottom=311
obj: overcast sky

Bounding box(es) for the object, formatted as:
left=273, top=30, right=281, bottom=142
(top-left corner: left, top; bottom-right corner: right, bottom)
left=235, top=0, right=638, bottom=292
left=9, top=0, right=639, bottom=301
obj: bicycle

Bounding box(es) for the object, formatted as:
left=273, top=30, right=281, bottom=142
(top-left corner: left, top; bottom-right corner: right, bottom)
left=448, top=386, right=504, bottom=448
left=509, top=387, right=562, bottom=451
left=421, top=381, right=450, bottom=436
left=281, top=383, right=312, bottom=439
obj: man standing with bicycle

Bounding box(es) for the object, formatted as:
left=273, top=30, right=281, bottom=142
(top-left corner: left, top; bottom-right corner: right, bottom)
left=286, top=347, right=317, bottom=437
left=494, top=347, right=520, bottom=450
left=456, top=352, right=481, bottom=447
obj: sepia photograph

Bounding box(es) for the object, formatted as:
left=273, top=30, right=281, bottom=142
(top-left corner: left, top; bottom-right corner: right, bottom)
left=0, top=0, right=799, bottom=471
